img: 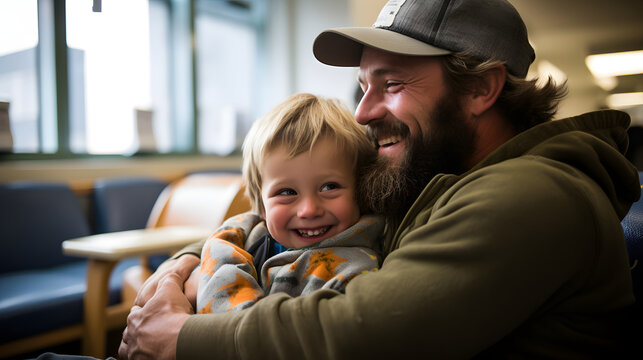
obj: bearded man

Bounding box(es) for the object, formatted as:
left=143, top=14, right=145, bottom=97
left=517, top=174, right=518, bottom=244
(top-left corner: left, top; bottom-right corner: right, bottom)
left=118, top=0, right=640, bottom=358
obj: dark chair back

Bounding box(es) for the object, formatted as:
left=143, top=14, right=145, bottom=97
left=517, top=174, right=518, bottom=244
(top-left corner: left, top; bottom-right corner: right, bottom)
left=0, top=182, right=90, bottom=273
left=92, top=176, right=167, bottom=233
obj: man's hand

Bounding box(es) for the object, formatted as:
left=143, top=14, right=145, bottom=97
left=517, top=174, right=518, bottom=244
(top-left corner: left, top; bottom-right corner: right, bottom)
left=119, top=262, right=196, bottom=360
left=134, top=254, right=200, bottom=307
left=184, top=266, right=200, bottom=311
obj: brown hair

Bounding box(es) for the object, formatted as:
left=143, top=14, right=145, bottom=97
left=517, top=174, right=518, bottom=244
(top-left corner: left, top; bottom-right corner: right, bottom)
left=441, top=52, right=568, bottom=132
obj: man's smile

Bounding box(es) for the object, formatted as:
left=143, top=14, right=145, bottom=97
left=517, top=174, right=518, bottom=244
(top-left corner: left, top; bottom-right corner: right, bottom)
left=377, top=135, right=402, bottom=148
left=367, top=121, right=410, bottom=154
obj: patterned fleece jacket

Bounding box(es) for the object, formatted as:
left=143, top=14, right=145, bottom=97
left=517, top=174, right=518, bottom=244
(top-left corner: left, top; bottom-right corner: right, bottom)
left=196, top=213, right=383, bottom=313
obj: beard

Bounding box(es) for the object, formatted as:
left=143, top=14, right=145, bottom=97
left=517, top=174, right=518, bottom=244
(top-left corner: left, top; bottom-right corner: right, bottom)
left=358, top=93, right=476, bottom=224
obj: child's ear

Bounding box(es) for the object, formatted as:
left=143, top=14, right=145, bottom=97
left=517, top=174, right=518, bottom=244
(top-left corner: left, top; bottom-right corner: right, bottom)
left=467, top=65, right=506, bottom=117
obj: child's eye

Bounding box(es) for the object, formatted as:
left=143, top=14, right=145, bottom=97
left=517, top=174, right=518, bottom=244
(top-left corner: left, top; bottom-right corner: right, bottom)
left=278, top=188, right=297, bottom=196
left=321, top=183, right=339, bottom=192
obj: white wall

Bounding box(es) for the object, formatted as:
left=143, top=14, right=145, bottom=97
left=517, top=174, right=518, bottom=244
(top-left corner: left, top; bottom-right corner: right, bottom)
left=261, top=0, right=367, bottom=114
left=291, top=0, right=357, bottom=109
left=256, top=0, right=292, bottom=117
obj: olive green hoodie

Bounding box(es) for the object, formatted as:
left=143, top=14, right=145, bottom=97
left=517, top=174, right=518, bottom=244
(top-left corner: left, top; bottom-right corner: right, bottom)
left=177, top=110, right=640, bottom=359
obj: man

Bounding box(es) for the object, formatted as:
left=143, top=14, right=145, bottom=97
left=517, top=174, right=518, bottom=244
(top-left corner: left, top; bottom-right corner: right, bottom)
left=119, top=0, right=640, bottom=358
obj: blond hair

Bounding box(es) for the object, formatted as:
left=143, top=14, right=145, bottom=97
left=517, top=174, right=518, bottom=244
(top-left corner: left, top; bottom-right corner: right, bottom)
left=242, top=93, right=375, bottom=214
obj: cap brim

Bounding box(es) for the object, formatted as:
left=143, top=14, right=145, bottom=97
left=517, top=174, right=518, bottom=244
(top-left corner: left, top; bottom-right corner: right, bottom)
left=313, top=27, right=452, bottom=67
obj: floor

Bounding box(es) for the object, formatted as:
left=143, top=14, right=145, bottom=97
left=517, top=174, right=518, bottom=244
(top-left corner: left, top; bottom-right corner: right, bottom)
left=2, top=328, right=124, bottom=360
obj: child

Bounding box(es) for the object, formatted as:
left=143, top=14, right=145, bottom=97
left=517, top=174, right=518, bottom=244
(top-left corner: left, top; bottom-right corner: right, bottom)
left=185, top=93, right=383, bottom=313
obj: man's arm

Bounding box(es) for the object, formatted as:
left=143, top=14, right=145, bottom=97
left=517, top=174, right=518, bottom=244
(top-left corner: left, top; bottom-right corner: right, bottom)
left=175, top=159, right=633, bottom=359
left=120, top=257, right=197, bottom=360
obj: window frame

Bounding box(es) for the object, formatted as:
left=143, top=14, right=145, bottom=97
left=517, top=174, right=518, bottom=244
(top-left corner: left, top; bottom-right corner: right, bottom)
left=1, top=0, right=265, bottom=160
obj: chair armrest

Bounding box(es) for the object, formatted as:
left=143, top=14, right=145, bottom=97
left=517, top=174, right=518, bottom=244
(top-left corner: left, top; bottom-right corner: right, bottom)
left=62, top=226, right=211, bottom=261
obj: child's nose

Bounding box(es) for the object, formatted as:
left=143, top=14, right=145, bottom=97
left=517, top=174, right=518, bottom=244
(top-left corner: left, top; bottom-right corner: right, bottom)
left=297, top=197, right=323, bottom=218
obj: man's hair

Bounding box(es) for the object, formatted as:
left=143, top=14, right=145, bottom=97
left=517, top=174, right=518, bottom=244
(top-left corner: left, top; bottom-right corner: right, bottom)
left=242, top=93, right=376, bottom=214
left=441, top=52, right=568, bottom=132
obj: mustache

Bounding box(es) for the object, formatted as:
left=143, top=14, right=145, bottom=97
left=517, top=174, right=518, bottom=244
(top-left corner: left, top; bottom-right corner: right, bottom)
left=366, top=121, right=411, bottom=143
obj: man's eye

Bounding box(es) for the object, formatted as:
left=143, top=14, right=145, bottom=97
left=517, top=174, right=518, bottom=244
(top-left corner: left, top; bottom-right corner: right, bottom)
left=385, top=81, right=402, bottom=90
left=321, top=183, right=339, bottom=192
left=278, top=189, right=297, bottom=196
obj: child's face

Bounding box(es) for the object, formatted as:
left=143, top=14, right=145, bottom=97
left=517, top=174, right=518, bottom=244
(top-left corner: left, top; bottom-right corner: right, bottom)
left=260, top=137, right=360, bottom=249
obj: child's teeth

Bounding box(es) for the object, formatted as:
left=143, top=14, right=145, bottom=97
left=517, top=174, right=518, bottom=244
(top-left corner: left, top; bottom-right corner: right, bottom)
left=299, top=227, right=328, bottom=237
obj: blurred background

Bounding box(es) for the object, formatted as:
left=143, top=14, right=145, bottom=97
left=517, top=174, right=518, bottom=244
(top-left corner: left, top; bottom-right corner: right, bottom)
left=2, top=2, right=641, bottom=358
left=1, top=0, right=642, bottom=183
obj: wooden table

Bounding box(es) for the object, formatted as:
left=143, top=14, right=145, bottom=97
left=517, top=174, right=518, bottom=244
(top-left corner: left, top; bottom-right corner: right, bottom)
left=62, top=226, right=211, bottom=358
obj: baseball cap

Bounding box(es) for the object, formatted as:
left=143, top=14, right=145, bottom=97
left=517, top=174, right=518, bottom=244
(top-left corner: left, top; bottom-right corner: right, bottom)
left=313, top=0, right=535, bottom=78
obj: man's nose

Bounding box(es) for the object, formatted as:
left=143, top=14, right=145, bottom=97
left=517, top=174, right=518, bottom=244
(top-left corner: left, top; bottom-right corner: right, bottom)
left=355, top=88, right=386, bottom=125
left=297, top=197, right=324, bottom=218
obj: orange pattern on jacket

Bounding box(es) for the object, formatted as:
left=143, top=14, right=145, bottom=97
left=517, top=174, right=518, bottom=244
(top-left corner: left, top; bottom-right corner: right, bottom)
left=208, top=228, right=245, bottom=248
left=302, top=249, right=347, bottom=282
left=217, top=273, right=263, bottom=310
left=198, top=298, right=214, bottom=314
left=200, top=241, right=218, bottom=276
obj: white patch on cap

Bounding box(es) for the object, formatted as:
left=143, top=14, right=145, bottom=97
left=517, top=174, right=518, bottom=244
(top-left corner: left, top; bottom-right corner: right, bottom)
left=373, top=0, right=407, bottom=27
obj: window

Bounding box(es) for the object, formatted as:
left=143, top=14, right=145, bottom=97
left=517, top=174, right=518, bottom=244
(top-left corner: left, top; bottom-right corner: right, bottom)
left=195, top=0, right=264, bottom=155
left=66, top=0, right=171, bottom=154
left=0, top=0, right=40, bottom=153
left=0, top=0, right=267, bottom=157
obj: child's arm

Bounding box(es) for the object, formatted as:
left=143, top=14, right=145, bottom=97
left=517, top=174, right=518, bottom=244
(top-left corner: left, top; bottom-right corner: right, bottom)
left=194, top=213, right=270, bottom=314
left=196, top=239, right=264, bottom=313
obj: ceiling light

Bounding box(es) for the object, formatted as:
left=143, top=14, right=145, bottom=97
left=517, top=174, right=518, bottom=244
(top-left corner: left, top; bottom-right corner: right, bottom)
left=606, top=92, right=643, bottom=109
left=585, top=50, right=643, bottom=78
left=594, top=76, right=618, bottom=92
left=537, top=60, right=567, bottom=85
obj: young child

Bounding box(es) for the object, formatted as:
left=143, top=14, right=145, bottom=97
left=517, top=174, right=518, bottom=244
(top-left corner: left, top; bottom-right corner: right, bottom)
left=185, top=93, right=383, bottom=313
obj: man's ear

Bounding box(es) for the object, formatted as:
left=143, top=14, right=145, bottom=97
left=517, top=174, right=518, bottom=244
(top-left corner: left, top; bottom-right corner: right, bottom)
left=468, top=65, right=506, bottom=117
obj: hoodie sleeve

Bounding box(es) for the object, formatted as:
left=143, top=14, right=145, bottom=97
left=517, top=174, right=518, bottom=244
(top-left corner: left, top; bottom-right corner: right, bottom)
left=176, top=158, right=634, bottom=359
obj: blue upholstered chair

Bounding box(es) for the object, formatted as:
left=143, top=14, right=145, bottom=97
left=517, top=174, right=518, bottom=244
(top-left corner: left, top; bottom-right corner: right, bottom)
left=620, top=171, right=643, bottom=356
left=622, top=175, right=643, bottom=295
left=0, top=182, right=138, bottom=358
left=92, top=176, right=169, bottom=271
left=92, top=177, right=167, bottom=234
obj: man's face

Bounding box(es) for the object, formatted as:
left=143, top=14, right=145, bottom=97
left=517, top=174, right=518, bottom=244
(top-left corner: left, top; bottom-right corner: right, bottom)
left=356, top=47, right=475, bottom=221
left=357, top=47, right=449, bottom=166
